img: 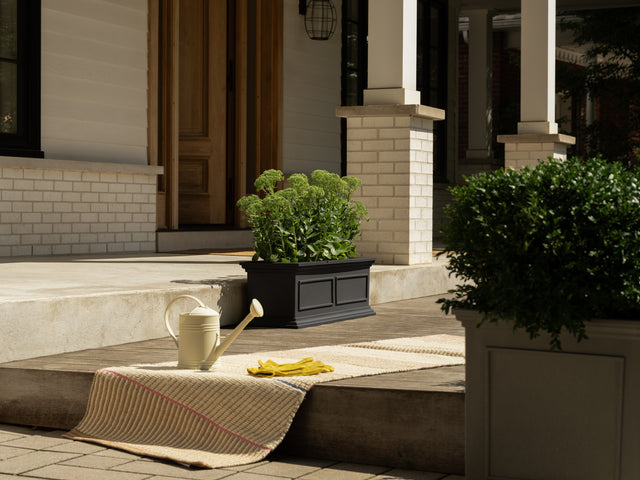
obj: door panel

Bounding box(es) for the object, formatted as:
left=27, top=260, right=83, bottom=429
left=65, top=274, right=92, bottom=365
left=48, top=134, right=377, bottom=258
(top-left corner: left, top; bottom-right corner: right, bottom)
left=179, top=2, right=207, bottom=137
left=179, top=157, right=209, bottom=193
left=178, top=0, right=227, bottom=225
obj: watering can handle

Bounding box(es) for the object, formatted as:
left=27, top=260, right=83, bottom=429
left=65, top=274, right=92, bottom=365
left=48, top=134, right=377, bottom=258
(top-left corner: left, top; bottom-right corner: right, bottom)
left=163, top=295, right=206, bottom=347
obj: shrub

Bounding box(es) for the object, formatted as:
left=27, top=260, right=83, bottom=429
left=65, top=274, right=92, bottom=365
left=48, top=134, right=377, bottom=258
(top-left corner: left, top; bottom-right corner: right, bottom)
left=439, top=156, right=640, bottom=349
left=237, top=169, right=368, bottom=263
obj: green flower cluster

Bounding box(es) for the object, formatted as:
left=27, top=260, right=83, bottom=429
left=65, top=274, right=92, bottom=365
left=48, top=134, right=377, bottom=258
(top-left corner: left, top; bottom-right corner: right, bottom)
left=237, top=169, right=368, bottom=263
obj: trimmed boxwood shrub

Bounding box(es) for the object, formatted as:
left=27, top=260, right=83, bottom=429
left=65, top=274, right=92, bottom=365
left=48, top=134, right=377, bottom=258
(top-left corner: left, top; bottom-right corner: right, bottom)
left=439, top=156, right=640, bottom=349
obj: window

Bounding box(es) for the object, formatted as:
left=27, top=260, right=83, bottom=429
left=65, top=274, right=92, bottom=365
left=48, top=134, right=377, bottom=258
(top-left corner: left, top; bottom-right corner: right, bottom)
left=341, top=0, right=367, bottom=176
left=417, top=0, right=448, bottom=182
left=0, top=0, right=42, bottom=157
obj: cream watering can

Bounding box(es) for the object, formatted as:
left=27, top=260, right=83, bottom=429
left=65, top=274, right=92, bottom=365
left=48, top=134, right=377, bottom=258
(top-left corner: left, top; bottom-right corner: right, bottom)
left=164, top=295, right=264, bottom=370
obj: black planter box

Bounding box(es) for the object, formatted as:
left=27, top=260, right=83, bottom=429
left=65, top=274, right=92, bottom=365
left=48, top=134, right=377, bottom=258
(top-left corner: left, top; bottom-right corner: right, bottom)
left=240, top=257, right=376, bottom=328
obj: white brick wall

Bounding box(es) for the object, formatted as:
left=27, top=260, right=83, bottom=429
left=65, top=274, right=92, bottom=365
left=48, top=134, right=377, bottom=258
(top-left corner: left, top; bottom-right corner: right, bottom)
left=0, top=158, right=161, bottom=257
left=504, top=142, right=566, bottom=169
left=342, top=110, right=441, bottom=265
left=498, top=134, right=575, bottom=170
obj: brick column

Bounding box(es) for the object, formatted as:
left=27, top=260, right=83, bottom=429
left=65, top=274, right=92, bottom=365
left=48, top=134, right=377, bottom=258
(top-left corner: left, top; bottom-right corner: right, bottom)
left=337, top=104, right=445, bottom=265
left=497, top=133, right=575, bottom=169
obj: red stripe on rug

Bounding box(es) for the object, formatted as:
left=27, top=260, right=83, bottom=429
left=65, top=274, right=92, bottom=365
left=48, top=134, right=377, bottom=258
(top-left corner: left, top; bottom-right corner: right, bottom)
left=103, top=369, right=271, bottom=452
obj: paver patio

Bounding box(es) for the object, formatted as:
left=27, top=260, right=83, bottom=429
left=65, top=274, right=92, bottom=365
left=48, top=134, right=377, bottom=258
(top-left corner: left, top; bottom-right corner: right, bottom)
left=0, top=422, right=465, bottom=479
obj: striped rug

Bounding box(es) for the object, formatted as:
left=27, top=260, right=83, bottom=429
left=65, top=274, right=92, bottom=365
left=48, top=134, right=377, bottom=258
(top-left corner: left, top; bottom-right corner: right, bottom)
left=64, top=334, right=464, bottom=468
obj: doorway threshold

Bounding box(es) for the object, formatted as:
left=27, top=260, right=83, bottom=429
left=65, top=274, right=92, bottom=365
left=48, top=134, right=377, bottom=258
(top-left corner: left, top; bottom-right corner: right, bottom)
left=156, top=228, right=253, bottom=253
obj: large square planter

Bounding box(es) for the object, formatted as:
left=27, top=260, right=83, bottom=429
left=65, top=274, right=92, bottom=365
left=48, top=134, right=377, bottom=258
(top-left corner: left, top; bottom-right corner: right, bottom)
left=240, top=257, right=375, bottom=328
left=456, top=309, right=640, bottom=480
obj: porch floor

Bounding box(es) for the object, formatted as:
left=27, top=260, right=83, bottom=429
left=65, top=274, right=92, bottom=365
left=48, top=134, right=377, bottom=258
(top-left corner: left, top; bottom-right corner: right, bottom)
left=0, top=295, right=466, bottom=476
left=0, top=250, right=459, bottom=364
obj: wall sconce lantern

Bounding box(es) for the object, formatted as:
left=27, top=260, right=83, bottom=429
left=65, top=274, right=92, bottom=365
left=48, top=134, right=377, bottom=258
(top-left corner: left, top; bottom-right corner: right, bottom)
left=299, top=0, right=337, bottom=41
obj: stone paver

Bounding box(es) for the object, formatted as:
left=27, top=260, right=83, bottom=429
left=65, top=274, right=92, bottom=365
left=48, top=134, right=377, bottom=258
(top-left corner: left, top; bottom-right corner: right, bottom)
left=294, top=462, right=388, bottom=480
left=0, top=424, right=465, bottom=480
left=93, top=449, right=145, bottom=460
left=241, top=458, right=333, bottom=477
left=375, top=470, right=449, bottom=479
left=23, top=464, right=150, bottom=480
left=0, top=450, right=80, bottom=475
left=1, top=434, right=69, bottom=451
left=112, top=459, right=234, bottom=479
left=45, top=440, right=107, bottom=455
left=0, top=445, right=29, bottom=461
left=0, top=432, right=22, bottom=443
left=221, top=473, right=287, bottom=480
left=60, top=454, right=135, bottom=470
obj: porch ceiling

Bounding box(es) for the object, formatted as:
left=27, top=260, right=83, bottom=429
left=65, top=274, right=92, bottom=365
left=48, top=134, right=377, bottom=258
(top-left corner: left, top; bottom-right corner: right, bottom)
left=461, top=0, right=640, bottom=14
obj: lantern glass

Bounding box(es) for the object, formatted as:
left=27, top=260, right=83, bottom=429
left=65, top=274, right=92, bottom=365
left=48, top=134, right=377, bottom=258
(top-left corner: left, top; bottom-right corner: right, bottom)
left=304, top=0, right=337, bottom=40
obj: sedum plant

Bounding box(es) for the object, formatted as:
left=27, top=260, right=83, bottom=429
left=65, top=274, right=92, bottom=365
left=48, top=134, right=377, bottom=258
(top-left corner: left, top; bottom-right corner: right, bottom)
left=237, top=169, right=368, bottom=263
left=439, top=156, right=640, bottom=349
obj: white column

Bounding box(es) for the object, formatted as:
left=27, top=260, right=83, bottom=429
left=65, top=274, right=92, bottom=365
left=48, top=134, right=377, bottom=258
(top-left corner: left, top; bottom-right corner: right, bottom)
left=498, top=0, right=574, bottom=169
left=466, top=9, right=493, bottom=160
left=519, top=0, right=557, bottom=134
left=363, top=0, right=421, bottom=105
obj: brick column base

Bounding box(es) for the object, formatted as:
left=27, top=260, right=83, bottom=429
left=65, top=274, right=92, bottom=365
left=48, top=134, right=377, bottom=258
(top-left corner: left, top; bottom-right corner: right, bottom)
left=497, top=133, right=576, bottom=169
left=337, top=105, right=445, bottom=265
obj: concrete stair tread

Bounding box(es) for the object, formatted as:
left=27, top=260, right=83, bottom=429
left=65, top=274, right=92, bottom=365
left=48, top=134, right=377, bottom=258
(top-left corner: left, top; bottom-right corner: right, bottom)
left=0, top=252, right=460, bottom=363
left=0, top=295, right=465, bottom=473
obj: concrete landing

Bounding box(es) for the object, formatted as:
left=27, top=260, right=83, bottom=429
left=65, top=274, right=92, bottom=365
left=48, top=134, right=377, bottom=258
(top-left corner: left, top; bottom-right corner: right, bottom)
left=0, top=295, right=465, bottom=474
left=0, top=253, right=459, bottom=363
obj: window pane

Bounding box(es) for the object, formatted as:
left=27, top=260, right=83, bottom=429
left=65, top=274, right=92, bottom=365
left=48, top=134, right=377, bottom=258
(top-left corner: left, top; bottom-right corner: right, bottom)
left=0, top=0, right=17, bottom=60
left=430, top=6, right=439, bottom=46
left=0, top=61, right=17, bottom=134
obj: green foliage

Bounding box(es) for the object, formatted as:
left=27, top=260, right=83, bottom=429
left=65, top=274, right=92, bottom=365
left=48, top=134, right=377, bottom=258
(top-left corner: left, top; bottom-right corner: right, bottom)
left=561, top=9, right=640, bottom=86
left=438, top=157, right=640, bottom=349
left=559, top=8, right=640, bottom=166
left=237, top=169, right=368, bottom=263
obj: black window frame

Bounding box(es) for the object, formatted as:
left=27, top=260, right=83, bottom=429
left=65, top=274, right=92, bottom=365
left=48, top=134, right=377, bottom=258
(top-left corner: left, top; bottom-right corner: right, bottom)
left=417, top=0, right=448, bottom=183
left=0, top=0, right=43, bottom=158
left=340, top=0, right=368, bottom=176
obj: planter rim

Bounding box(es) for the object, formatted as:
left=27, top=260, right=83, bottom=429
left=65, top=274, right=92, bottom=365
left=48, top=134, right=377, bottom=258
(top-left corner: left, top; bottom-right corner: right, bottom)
left=454, top=308, right=640, bottom=340
left=240, top=257, right=376, bottom=269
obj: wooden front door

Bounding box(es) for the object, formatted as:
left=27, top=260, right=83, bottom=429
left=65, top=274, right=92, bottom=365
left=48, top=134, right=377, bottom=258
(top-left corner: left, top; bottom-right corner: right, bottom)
left=178, top=0, right=227, bottom=225
left=153, top=0, right=282, bottom=230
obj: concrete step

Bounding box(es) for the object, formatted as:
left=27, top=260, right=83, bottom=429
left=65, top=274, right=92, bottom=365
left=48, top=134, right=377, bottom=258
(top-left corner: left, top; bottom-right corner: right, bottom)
left=280, top=367, right=465, bottom=473
left=0, top=362, right=464, bottom=473
left=0, top=296, right=465, bottom=474
left=0, top=253, right=459, bottom=363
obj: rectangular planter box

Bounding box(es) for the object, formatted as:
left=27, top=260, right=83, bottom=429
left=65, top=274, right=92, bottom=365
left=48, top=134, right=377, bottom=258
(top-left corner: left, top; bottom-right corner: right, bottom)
left=240, top=257, right=375, bottom=328
left=457, top=309, right=640, bottom=480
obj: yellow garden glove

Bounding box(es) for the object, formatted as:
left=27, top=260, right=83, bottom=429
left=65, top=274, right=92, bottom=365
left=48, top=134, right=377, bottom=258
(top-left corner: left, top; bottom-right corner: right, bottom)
left=248, top=357, right=334, bottom=377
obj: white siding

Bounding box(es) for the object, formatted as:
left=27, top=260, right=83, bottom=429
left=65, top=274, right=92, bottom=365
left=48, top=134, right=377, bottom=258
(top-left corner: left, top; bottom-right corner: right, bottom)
left=41, top=0, right=148, bottom=165
left=281, top=0, right=342, bottom=174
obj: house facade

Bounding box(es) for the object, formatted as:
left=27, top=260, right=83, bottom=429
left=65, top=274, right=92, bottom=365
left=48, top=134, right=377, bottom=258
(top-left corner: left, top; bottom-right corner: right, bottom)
left=1, top=0, right=638, bottom=261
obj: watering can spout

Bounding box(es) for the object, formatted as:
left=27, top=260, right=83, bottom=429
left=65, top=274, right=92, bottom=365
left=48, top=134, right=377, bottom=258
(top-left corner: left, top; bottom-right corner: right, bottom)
left=201, top=299, right=264, bottom=370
